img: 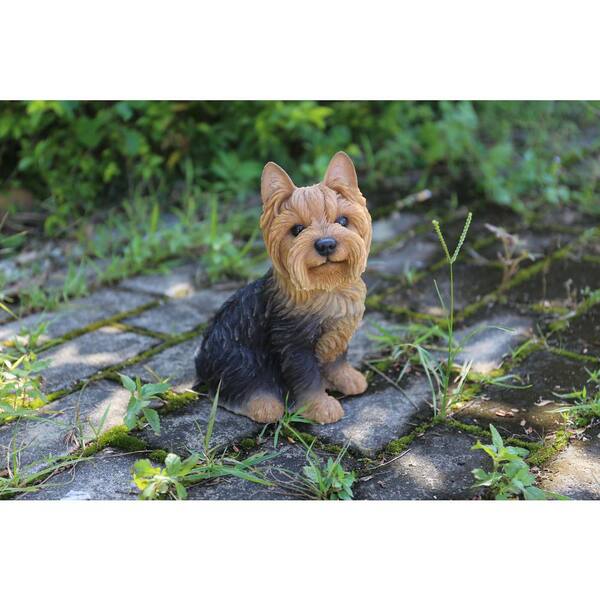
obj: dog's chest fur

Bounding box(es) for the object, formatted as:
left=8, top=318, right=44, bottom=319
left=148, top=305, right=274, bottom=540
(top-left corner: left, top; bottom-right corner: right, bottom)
left=280, top=278, right=366, bottom=364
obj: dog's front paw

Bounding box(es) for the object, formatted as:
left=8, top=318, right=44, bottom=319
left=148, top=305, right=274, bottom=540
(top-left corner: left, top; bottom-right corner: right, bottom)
left=244, top=393, right=284, bottom=423
left=326, top=363, right=368, bottom=396
left=300, top=393, right=344, bottom=425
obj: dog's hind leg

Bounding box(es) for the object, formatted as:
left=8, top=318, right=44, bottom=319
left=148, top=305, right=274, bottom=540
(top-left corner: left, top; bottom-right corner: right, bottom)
left=197, top=344, right=284, bottom=424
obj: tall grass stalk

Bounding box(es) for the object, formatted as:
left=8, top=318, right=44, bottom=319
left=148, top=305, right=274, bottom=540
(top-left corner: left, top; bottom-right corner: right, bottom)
left=431, top=212, right=472, bottom=418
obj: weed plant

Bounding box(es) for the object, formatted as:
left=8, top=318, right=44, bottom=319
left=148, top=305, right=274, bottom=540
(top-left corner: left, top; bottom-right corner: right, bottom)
left=131, top=385, right=273, bottom=500
left=551, top=367, right=600, bottom=427
left=0, top=322, right=49, bottom=425
left=471, top=424, right=565, bottom=500
left=119, top=374, right=169, bottom=435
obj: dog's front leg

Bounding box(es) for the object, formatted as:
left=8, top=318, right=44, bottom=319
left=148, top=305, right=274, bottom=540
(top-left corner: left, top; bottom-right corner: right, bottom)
left=279, top=346, right=344, bottom=425
left=322, top=353, right=367, bottom=396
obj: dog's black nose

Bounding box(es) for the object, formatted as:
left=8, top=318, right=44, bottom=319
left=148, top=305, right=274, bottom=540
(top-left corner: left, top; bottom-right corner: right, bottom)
left=314, top=237, right=337, bottom=256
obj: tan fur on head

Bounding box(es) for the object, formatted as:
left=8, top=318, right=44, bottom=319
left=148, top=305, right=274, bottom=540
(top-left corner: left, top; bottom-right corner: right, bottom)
left=260, top=152, right=372, bottom=293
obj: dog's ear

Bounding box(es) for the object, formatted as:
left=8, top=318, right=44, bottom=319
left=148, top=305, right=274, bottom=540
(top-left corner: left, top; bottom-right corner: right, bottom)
left=261, top=162, right=295, bottom=210
left=324, top=151, right=359, bottom=192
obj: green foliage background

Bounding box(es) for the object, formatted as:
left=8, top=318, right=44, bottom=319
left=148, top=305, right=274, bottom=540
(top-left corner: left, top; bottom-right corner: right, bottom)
left=1, top=100, right=599, bottom=231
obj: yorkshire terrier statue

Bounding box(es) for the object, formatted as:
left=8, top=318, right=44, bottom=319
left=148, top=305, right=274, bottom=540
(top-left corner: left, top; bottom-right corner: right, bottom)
left=195, top=152, right=372, bottom=424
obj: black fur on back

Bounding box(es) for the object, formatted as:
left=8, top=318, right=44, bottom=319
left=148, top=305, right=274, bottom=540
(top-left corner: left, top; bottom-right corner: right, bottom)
left=194, top=270, right=324, bottom=412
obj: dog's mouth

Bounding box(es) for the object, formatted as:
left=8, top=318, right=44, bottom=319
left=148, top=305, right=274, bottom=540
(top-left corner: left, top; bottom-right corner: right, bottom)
left=311, top=258, right=346, bottom=270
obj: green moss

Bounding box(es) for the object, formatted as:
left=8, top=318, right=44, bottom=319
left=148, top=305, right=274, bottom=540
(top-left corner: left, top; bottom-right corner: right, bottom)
left=528, top=430, right=570, bottom=466
left=239, top=437, right=257, bottom=451
left=533, top=304, right=570, bottom=317
left=295, top=431, right=317, bottom=446
left=457, top=293, right=498, bottom=322
left=384, top=435, right=413, bottom=455
left=148, top=449, right=168, bottom=463
left=548, top=346, right=600, bottom=364
left=44, top=388, right=72, bottom=403
left=82, top=425, right=147, bottom=457
left=383, top=420, right=433, bottom=455
left=444, top=419, right=542, bottom=452
left=111, top=322, right=172, bottom=341
left=162, top=389, right=200, bottom=413
left=101, top=371, right=122, bottom=384
left=321, top=442, right=346, bottom=455
left=444, top=419, right=487, bottom=436
left=505, top=437, right=540, bottom=452
left=512, top=339, right=543, bottom=361
left=467, top=370, right=503, bottom=383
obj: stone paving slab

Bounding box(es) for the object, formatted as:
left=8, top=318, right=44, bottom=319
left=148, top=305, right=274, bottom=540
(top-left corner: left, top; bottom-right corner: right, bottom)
left=367, top=235, right=441, bottom=278
left=550, top=304, right=600, bottom=356
left=187, top=443, right=344, bottom=500
left=136, top=398, right=262, bottom=455
left=0, top=380, right=130, bottom=474
left=541, top=425, right=600, bottom=500
left=371, top=212, right=424, bottom=245
left=123, top=288, right=234, bottom=335
left=117, top=263, right=199, bottom=298
left=507, top=258, right=600, bottom=312
left=457, top=350, right=591, bottom=441
left=38, top=326, right=157, bottom=393
left=380, top=263, right=502, bottom=317
left=0, top=288, right=156, bottom=343
left=17, top=449, right=140, bottom=500
left=354, top=424, right=490, bottom=500
left=346, top=312, right=394, bottom=367
left=452, top=312, right=533, bottom=374
left=473, top=230, right=574, bottom=262
left=305, top=377, right=432, bottom=457
left=123, top=338, right=200, bottom=392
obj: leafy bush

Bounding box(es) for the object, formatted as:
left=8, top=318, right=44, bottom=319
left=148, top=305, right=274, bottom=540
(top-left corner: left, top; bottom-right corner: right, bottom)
left=2, top=101, right=599, bottom=233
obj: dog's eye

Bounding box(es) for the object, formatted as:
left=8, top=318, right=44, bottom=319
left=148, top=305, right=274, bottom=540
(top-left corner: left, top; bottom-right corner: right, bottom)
left=290, top=224, right=305, bottom=237
left=335, top=215, right=349, bottom=227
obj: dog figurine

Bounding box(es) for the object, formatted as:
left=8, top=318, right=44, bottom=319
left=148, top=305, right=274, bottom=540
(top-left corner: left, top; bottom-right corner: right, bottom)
left=195, top=152, right=372, bottom=424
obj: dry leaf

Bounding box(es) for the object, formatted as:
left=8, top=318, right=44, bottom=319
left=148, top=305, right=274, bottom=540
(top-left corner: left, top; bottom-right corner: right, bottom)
left=495, top=410, right=513, bottom=417
left=535, top=399, right=553, bottom=407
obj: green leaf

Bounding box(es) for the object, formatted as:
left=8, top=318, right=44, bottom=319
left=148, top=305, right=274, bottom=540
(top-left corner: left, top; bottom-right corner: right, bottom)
left=523, top=486, right=549, bottom=500
left=490, top=424, right=504, bottom=451
left=204, top=382, right=221, bottom=452
left=174, top=481, right=188, bottom=500
left=505, top=445, right=529, bottom=458
left=141, top=382, right=169, bottom=398
left=114, top=101, right=133, bottom=121
left=142, top=408, right=161, bottom=435
left=124, top=400, right=142, bottom=430
left=119, top=374, right=137, bottom=393
left=164, top=453, right=182, bottom=474
left=471, top=440, right=498, bottom=461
